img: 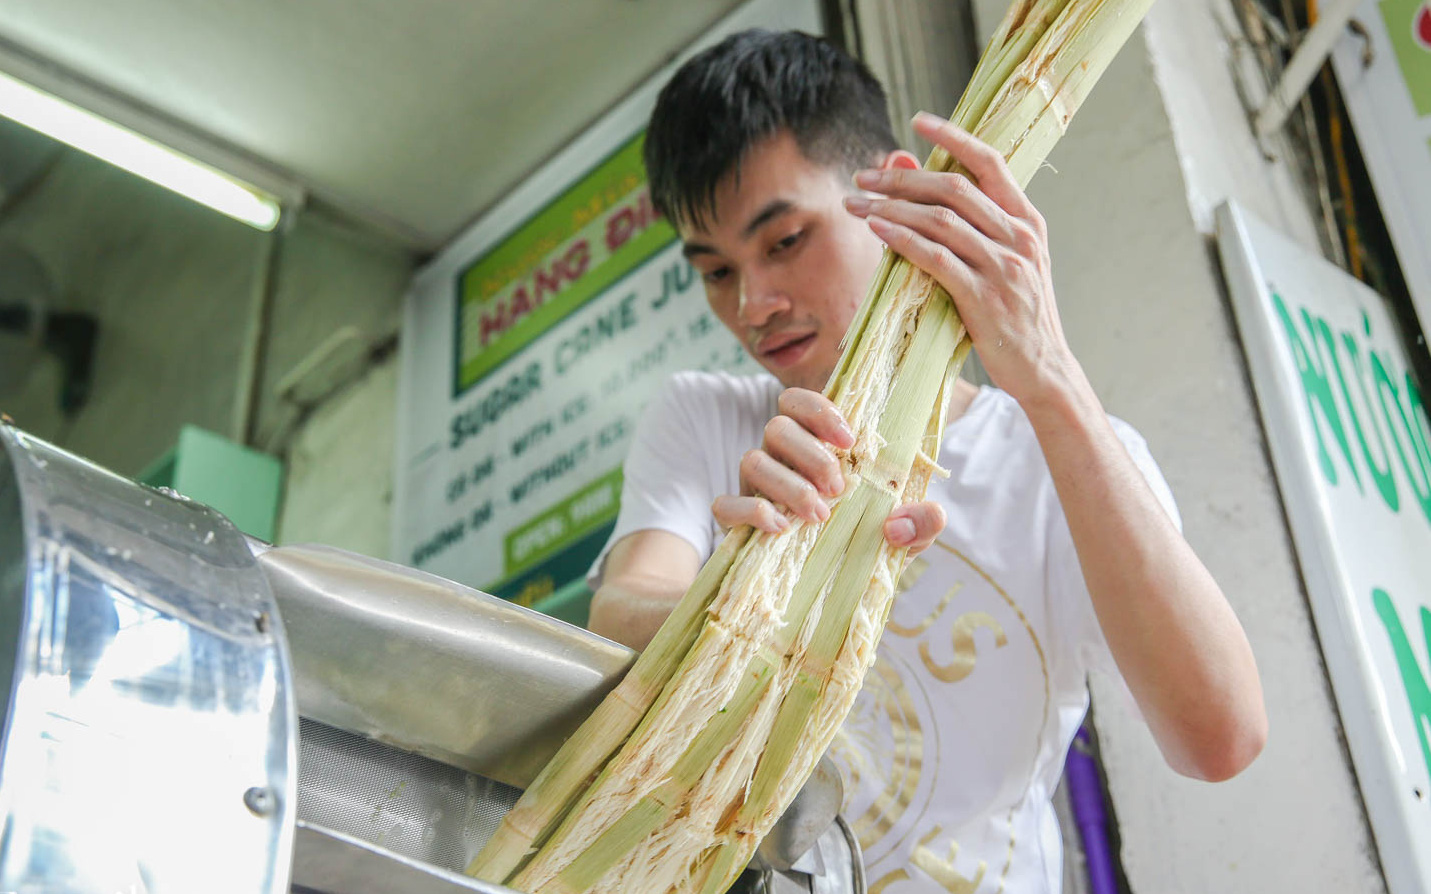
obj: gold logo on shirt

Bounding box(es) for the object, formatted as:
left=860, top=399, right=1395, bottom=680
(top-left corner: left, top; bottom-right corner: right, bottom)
left=830, top=540, right=1052, bottom=892
left=922, top=612, right=1008, bottom=684
left=839, top=656, right=924, bottom=852
left=869, top=824, right=987, bottom=893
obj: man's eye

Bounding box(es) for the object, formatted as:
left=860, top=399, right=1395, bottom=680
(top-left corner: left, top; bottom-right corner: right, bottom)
left=702, top=267, right=731, bottom=284
left=770, top=232, right=803, bottom=255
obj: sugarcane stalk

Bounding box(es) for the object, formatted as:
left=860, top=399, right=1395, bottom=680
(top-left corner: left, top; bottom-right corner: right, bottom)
left=468, top=525, right=754, bottom=880
left=509, top=481, right=889, bottom=891
left=951, top=0, right=1073, bottom=132
left=686, top=297, right=965, bottom=894
left=740, top=294, right=960, bottom=818
left=542, top=660, right=777, bottom=894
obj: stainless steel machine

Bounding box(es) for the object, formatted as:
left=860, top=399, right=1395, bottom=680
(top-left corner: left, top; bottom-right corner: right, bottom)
left=0, top=422, right=863, bottom=894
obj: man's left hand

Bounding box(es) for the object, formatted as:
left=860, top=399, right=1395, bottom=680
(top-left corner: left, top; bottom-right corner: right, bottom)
left=843, top=112, right=1074, bottom=411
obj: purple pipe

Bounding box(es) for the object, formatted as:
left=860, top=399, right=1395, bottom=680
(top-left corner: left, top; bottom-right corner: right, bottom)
left=1065, top=725, right=1119, bottom=894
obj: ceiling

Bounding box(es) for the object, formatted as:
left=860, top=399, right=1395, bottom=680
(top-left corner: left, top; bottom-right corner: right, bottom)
left=0, top=0, right=752, bottom=250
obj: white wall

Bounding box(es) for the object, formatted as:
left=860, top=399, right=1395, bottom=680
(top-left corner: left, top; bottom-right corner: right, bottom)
left=960, top=0, right=1387, bottom=890
left=275, top=355, right=398, bottom=557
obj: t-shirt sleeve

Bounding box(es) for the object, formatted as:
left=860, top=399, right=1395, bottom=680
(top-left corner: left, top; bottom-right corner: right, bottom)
left=1047, top=419, right=1182, bottom=686
left=586, top=376, right=721, bottom=590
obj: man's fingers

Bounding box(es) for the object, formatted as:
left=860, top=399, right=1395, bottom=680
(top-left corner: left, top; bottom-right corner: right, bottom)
left=715, top=493, right=946, bottom=547
left=884, top=501, right=947, bottom=553
left=866, top=214, right=980, bottom=306
left=712, top=494, right=790, bottom=534
left=847, top=168, right=1014, bottom=245
left=849, top=197, right=999, bottom=275
left=739, top=449, right=831, bottom=523
left=764, top=415, right=846, bottom=497
left=733, top=389, right=852, bottom=524
left=911, top=112, right=1034, bottom=221
left=776, top=388, right=855, bottom=449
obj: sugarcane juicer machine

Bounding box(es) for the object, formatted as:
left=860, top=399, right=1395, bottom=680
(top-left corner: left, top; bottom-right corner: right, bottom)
left=0, top=422, right=863, bottom=894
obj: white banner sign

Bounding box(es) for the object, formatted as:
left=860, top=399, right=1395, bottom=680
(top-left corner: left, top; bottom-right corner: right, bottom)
left=392, top=0, right=821, bottom=605
left=1218, top=201, right=1431, bottom=894
left=1331, top=0, right=1431, bottom=336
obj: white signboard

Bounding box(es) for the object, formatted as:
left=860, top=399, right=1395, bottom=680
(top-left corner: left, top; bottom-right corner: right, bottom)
left=1217, top=201, right=1431, bottom=894
left=1330, top=0, right=1431, bottom=336
left=393, top=0, right=821, bottom=605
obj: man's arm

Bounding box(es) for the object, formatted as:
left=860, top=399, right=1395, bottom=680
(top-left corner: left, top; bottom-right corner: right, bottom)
left=1029, top=370, right=1266, bottom=781
left=844, top=112, right=1267, bottom=781
left=588, top=529, right=701, bottom=652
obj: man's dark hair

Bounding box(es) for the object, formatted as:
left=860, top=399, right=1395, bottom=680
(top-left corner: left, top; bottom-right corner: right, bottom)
left=644, top=29, right=898, bottom=229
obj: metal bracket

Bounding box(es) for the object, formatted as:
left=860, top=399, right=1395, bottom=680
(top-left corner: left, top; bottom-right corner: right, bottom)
left=1254, top=0, right=1362, bottom=138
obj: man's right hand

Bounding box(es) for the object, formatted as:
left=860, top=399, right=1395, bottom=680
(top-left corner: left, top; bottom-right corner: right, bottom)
left=711, top=388, right=947, bottom=554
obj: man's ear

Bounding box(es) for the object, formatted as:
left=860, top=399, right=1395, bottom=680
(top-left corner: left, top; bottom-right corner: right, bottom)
left=878, top=149, right=921, bottom=171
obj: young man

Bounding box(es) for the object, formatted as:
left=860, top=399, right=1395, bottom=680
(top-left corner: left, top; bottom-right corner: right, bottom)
left=586, top=29, right=1266, bottom=893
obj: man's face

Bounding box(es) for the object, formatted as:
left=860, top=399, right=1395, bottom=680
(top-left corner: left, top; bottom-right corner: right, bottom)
left=677, top=132, right=886, bottom=392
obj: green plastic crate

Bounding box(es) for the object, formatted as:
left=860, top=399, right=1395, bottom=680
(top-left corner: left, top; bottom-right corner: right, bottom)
left=531, top=577, right=594, bottom=629
left=139, top=425, right=284, bottom=542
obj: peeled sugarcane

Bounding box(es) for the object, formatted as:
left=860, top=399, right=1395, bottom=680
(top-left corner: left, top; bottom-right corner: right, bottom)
left=468, top=1, right=1158, bottom=891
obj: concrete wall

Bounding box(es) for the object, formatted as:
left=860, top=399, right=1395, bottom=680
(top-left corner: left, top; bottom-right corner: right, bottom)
left=0, top=144, right=412, bottom=556
left=962, top=0, right=1386, bottom=890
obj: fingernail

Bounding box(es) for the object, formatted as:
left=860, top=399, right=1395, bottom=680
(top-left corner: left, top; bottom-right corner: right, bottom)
left=773, top=514, right=791, bottom=531
left=813, top=500, right=831, bottom=523
left=888, top=518, right=916, bottom=546
left=835, top=420, right=855, bottom=447
left=913, top=111, right=942, bottom=127
left=844, top=194, right=870, bottom=213
left=853, top=170, right=880, bottom=188
left=825, top=471, right=846, bottom=497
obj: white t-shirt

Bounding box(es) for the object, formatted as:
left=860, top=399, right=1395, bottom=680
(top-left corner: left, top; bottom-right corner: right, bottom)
left=588, top=370, right=1180, bottom=894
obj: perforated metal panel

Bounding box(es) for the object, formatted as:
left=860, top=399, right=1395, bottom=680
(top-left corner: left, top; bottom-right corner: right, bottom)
left=296, top=718, right=521, bottom=873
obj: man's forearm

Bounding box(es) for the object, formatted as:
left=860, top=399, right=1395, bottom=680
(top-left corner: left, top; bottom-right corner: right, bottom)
left=1023, top=364, right=1267, bottom=781
left=589, top=577, right=686, bottom=652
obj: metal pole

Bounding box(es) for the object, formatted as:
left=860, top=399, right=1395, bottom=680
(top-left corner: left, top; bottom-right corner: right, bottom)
left=232, top=215, right=288, bottom=445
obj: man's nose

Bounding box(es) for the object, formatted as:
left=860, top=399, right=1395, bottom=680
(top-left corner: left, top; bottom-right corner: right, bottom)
left=737, top=270, right=790, bottom=327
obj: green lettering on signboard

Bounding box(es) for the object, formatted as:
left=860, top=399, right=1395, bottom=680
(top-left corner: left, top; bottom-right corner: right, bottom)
left=453, top=133, right=676, bottom=396
left=1372, top=587, right=1431, bottom=785
left=1330, top=321, right=1398, bottom=510
left=1368, top=347, right=1431, bottom=529
left=1372, top=348, right=1431, bottom=525
left=1271, top=292, right=1362, bottom=491
left=504, top=467, right=624, bottom=577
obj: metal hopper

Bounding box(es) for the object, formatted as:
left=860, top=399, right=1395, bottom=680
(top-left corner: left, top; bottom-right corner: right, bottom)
left=0, top=422, right=861, bottom=894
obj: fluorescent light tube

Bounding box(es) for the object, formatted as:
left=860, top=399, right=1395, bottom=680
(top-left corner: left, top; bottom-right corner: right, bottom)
left=0, top=69, right=281, bottom=230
